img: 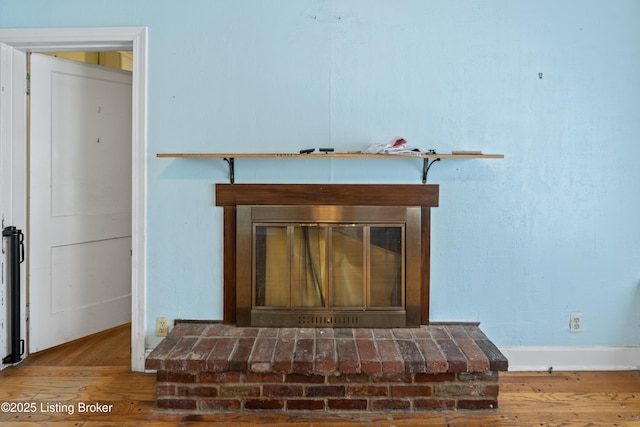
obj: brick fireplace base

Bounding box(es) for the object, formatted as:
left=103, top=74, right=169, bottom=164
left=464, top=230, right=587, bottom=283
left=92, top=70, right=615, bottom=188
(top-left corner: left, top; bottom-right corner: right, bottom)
left=145, top=323, right=508, bottom=413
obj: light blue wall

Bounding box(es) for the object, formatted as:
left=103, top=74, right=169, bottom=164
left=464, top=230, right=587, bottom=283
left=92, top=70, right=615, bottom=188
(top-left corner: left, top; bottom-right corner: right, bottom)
left=2, top=0, right=639, bottom=349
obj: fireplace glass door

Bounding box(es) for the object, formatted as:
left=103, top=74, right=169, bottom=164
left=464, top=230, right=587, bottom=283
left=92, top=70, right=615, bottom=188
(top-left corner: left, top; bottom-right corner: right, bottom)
left=254, top=224, right=404, bottom=313
left=236, top=205, right=421, bottom=327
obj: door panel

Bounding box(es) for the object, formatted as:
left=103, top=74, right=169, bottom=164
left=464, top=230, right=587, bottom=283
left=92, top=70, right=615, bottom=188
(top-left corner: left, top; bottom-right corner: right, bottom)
left=29, top=53, right=132, bottom=352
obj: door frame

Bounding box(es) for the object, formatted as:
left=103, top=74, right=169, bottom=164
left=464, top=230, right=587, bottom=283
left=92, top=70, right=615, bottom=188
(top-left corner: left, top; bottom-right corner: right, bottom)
left=0, top=27, right=147, bottom=372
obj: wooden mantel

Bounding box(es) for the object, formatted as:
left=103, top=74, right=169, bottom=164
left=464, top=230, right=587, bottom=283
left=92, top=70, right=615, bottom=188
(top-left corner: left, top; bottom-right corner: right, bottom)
left=215, top=184, right=438, bottom=326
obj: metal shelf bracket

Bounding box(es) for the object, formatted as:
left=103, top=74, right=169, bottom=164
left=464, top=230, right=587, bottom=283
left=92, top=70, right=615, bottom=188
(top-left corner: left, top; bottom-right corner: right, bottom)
left=223, top=157, right=235, bottom=184
left=422, top=150, right=440, bottom=184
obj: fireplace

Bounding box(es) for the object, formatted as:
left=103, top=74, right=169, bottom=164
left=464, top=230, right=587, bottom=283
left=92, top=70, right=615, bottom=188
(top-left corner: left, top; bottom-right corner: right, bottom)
left=215, top=184, right=439, bottom=328
left=151, top=183, right=509, bottom=414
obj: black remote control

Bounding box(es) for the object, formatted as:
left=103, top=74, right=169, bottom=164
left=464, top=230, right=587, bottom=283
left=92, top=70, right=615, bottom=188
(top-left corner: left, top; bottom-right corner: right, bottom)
left=319, top=148, right=334, bottom=153
left=299, top=148, right=315, bottom=154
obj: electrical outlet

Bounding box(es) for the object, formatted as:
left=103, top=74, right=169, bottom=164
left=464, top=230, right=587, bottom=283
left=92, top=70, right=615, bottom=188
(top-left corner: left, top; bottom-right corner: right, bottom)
left=569, top=313, right=582, bottom=333
left=156, top=317, right=170, bottom=337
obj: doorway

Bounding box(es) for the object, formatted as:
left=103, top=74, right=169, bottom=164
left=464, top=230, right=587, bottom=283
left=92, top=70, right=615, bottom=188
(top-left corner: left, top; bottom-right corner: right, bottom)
left=29, top=51, right=133, bottom=353
left=0, top=27, right=147, bottom=372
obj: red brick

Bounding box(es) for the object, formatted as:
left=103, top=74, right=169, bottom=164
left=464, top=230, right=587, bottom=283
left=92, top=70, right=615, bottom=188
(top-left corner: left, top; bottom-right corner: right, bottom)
left=156, top=370, right=169, bottom=382
left=392, top=328, right=413, bottom=339
left=315, top=339, right=337, bottom=373
left=416, top=339, right=448, bottom=373
left=447, top=325, right=470, bottom=340
left=372, top=329, right=393, bottom=339
left=166, top=324, right=190, bottom=339
left=285, top=373, right=325, bottom=384
left=306, top=385, right=345, bottom=397
left=454, top=339, right=490, bottom=372
left=370, top=399, right=410, bottom=411
left=263, top=384, right=304, bottom=397
left=437, top=339, right=468, bottom=372
left=272, top=338, right=295, bottom=372
left=457, top=399, right=498, bottom=410
left=457, top=371, right=499, bottom=382
left=293, top=339, right=314, bottom=374
left=297, top=328, right=316, bottom=339
left=200, top=399, right=242, bottom=411
left=157, top=398, right=196, bottom=410
left=328, top=373, right=370, bottom=384
left=229, top=337, right=255, bottom=371
left=354, top=329, right=373, bottom=339
left=219, top=385, right=260, bottom=398
left=205, top=337, right=236, bottom=372
left=165, top=337, right=198, bottom=370
left=240, top=328, right=260, bottom=337
left=243, top=372, right=283, bottom=383
left=200, top=371, right=241, bottom=384
left=482, top=385, right=500, bottom=397
left=182, top=323, right=209, bottom=336
left=415, top=373, right=456, bottom=383
left=327, top=399, right=367, bottom=410
left=178, top=385, right=218, bottom=397
left=145, top=338, right=178, bottom=370
left=316, top=328, right=334, bottom=338
left=396, top=340, right=426, bottom=373
left=475, top=339, right=509, bottom=371
left=204, top=323, right=231, bottom=337
left=223, top=326, right=247, bottom=337
left=277, top=328, right=298, bottom=339
left=245, top=399, right=284, bottom=410
left=371, top=373, right=413, bottom=383
left=166, top=371, right=197, bottom=383
left=250, top=337, right=276, bottom=372
left=287, top=399, right=325, bottom=411
left=346, top=385, right=388, bottom=397
left=377, top=340, right=403, bottom=374
left=186, top=338, right=217, bottom=370
left=463, top=325, right=488, bottom=340
left=334, top=328, right=353, bottom=338
left=429, top=326, right=451, bottom=340
left=412, top=327, right=431, bottom=339
left=414, top=398, right=456, bottom=411
left=336, top=339, right=359, bottom=373
left=356, top=339, right=381, bottom=374
left=258, top=328, right=279, bottom=338
left=157, top=384, right=175, bottom=396
left=435, top=383, right=481, bottom=397
left=391, top=385, right=433, bottom=397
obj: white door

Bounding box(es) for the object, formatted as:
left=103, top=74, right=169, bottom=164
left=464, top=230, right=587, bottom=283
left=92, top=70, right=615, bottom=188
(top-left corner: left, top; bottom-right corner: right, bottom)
left=29, top=53, right=132, bottom=352
left=0, top=42, right=27, bottom=368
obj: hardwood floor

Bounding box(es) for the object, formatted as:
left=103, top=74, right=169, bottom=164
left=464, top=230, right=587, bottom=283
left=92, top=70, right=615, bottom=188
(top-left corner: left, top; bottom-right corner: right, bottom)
left=20, top=323, right=132, bottom=367
left=0, top=324, right=638, bottom=426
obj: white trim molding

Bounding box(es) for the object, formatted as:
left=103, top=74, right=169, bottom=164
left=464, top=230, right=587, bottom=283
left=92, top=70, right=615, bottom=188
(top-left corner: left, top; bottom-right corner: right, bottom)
left=500, top=346, right=640, bottom=372
left=0, top=26, right=148, bottom=372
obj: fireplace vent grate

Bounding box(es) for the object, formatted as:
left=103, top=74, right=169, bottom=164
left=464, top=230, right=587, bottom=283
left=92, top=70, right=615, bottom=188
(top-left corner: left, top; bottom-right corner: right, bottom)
left=298, top=315, right=360, bottom=326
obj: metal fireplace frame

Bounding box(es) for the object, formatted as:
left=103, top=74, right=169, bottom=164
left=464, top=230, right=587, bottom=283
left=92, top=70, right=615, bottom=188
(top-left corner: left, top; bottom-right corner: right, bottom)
left=236, top=205, right=421, bottom=327
left=215, top=184, right=439, bottom=327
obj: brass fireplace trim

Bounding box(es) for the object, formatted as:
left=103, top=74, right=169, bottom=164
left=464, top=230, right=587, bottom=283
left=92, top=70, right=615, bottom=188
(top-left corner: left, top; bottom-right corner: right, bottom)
left=236, top=206, right=422, bottom=327
left=215, top=184, right=439, bottom=326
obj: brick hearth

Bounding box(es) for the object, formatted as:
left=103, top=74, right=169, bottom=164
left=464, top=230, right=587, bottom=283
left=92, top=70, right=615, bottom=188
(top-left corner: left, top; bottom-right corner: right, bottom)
left=145, top=322, right=508, bottom=412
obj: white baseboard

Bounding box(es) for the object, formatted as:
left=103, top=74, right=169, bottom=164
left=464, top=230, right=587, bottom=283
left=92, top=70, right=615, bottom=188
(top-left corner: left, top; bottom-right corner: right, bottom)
left=500, top=346, right=640, bottom=371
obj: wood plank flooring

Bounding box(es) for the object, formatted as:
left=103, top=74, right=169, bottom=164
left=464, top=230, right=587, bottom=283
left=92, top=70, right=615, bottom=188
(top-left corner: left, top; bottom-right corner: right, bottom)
left=0, top=324, right=638, bottom=426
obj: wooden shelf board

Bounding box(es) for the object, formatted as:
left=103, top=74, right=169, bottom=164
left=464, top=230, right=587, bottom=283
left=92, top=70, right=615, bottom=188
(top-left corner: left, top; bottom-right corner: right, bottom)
left=156, top=152, right=504, bottom=159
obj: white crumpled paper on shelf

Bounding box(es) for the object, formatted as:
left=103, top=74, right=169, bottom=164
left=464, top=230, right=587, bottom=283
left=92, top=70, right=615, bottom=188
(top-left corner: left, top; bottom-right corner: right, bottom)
left=363, top=137, right=423, bottom=156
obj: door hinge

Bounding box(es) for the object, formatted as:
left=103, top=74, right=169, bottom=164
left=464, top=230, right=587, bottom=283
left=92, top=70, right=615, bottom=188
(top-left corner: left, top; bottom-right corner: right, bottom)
left=26, top=73, right=30, bottom=95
